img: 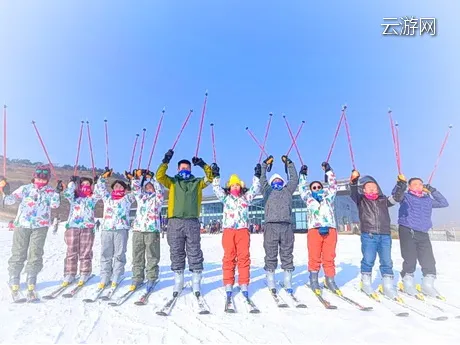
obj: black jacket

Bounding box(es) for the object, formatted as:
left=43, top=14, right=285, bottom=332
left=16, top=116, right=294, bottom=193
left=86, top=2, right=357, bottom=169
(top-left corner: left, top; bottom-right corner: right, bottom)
left=350, top=176, right=406, bottom=235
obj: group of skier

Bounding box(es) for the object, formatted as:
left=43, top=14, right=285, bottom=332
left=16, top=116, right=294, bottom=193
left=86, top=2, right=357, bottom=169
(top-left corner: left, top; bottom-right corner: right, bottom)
left=0, top=147, right=449, bottom=304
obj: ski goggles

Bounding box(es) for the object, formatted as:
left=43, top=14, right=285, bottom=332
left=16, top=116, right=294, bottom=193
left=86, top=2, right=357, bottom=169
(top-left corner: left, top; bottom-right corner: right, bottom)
left=34, top=169, right=50, bottom=179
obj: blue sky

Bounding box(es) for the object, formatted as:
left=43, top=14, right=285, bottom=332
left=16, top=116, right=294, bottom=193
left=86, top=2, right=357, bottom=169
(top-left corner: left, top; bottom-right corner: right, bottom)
left=1, top=1, right=459, bottom=224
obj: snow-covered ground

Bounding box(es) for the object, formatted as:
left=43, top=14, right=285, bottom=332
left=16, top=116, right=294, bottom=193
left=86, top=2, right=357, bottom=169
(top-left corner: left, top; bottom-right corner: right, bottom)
left=0, top=222, right=459, bottom=344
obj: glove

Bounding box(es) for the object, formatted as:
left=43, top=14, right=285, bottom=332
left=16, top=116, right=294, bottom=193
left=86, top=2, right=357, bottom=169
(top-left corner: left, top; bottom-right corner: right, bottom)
left=281, top=155, right=292, bottom=164
left=69, top=175, right=79, bottom=183
left=254, top=163, right=261, bottom=178
left=321, top=162, right=332, bottom=172
left=0, top=178, right=6, bottom=188
left=350, top=169, right=360, bottom=184
left=210, top=163, right=220, bottom=177
left=397, top=174, right=406, bottom=183
left=56, top=180, right=64, bottom=193
left=263, top=155, right=274, bottom=166
left=424, top=184, right=436, bottom=193
left=124, top=171, right=134, bottom=180
left=192, top=157, right=206, bottom=168
left=143, top=169, right=154, bottom=179
left=299, top=165, right=308, bottom=176
left=101, top=167, right=113, bottom=179
left=162, top=149, right=174, bottom=164
left=2, top=182, right=10, bottom=195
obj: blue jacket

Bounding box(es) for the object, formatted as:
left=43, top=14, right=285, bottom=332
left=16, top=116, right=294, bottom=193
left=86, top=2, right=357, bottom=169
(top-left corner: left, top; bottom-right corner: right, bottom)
left=397, top=190, right=448, bottom=232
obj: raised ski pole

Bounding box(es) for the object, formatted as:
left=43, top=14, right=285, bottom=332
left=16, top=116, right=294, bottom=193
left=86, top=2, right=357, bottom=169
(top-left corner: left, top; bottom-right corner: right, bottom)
left=31, top=121, right=58, bottom=182
left=104, top=119, right=110, bottom=169
left=86, top=121, right=96, bottom=179
left=146, top=107, right=165, bottom=171
left=3, top=104, right=7, bottom=177
left=129, top=134, right=140, bottom=172
left=427, top=125, right=453, bottom=184
left=286, top=120, right=305, bottom=156
left=171, top=109, right=194, bottom=150
left=245, top=127, right=269, bottom=157
left=342, top=105, right=356, bottom=170
left=210, top=123, right=217, bottom=163
left=137, top=128, right=147, bottom=169
left=195, top=90, right=208, bottom=157
left=282, top=115, right=304, bottom=166
left=325, top=107, right=345, bottom=163
left=258, top=113, right=273, bottom=163
left=395, top=122, right=402, bottom=173
left=388, top=109, right=401, bottom=174
left=73, top=121, right=84, bottom=176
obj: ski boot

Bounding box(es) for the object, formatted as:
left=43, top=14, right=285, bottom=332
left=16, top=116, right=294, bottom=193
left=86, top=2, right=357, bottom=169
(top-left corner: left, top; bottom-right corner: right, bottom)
left=192, top=270, right=202, bottom=296
left=398, top=273, right=423, bottom=299
left=240, top=284, right=249, bottom=299
left=360, top=272, right=379, bottom=300
left=225, top=284, right=233, bottom=298
left=173, top=270, right=184, bottom=296
left=62, top=274, right=75, bottom=287
left=146, top=279, right=157, bottom=291
left=419, top=274, right=443, bottom=299
left=110, top=275, right=123, bottom=289
left=380, top=275, right=401, bottom=301
left=9, top=275, right=20, bottom=292
left=309, top=271, right=321, bottom=295
left=97, top=277, right=110, bottom=290
left=283, top=269, right=293, bottom=294
left=266, top=270, right=276, bottom=293
left=129, top=279, right=144, bottom=291
left=78, top=274, right=91, bottom=286
left=26, top=275, right=37, bottom=291
left=325, top=276, right=342, bottom=296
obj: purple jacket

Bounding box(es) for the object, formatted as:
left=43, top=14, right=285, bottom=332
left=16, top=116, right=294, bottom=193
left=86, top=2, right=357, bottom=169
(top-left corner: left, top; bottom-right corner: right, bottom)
left=398, top=190, right=448, bottom=232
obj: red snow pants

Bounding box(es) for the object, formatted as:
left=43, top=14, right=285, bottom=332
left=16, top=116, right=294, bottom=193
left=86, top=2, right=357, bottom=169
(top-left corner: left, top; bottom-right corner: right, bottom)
left=64, top=228, right=95, bottom=276
left=307, top=228, right=337, bottom=277
left=222, top=228, right=251, bottom=286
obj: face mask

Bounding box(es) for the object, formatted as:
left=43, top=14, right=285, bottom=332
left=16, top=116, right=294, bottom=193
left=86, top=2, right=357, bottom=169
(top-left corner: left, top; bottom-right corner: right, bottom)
left=364, top=192, right=379, bottom=200
left=178, top=169, right=191, bottom=180
left=409, top=189, right=423, bottom=197
left=312, top=190, right=324, bottom=202
left=271, top=181, right=284, bottom=190
left=111, top=190, right=125, bottom=200
left=34, top=181, right=47, bottom=189
left=145, top=191, right=153, bottom=196
left=230, top=189, right=240, bottom=197
left=79, top=185, right=92, bottom=198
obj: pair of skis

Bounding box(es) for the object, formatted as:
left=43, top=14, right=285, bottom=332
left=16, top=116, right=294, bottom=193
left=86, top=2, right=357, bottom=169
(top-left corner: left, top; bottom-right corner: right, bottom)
left=156, top=283, right=210, bottom=316
left=224, top=286, right=260, bottom=313
left=306, top=283, right=373, bottom=311
left=9, top=285, right=39, bottom=304
left=41, top=274, right=95, bottom=300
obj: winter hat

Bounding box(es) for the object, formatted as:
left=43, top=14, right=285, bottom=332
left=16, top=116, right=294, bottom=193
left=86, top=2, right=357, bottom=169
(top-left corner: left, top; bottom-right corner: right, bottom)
left=226, top=174, right=245, bottom=188
left=143, top=180, right=154, bottom=189
left=309, top=181, right=323, bottom=190
left=33, top=165, right=51, bottom=180
left=269, top=173, right=285, bottom=185
left=111, top=180, right=127, bottom=190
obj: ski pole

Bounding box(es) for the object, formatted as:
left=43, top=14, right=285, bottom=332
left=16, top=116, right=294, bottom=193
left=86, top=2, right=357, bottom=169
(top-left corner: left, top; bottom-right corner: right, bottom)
left=3, top=105, right=6, bottom=177
left=282, top=115, right=304, bottom=166
left=342, top=106, right=356, bottom=170
left=86, top=121, right=96, bottom=180
left=210, top=123, right=217, bottom=163
left=325, top=107, right=345, bottom=163
left=388, top=109, right=401, bottom=174
left=245, top=127, right=269, bottom=157
left=427, top=125, right=453, bottom=184
left=73, top=121, right=84, bottom=176
left=171, top=109, right=194, bottom=150
left=129, top=134, right=140, bottom=172
left=146, top=108, right=165, bottom=171
left=195, top=90, right=208, bottom=157
left=31, top=121, right=58, bottom=181
left=286, top=120, right=305, bottom=156
left=395, top=122, right=402, bottom=173
left=137, top=128, right=146, bottom=169
left=258, top=113, right=273, bottom=164
left=104, top=119, right=110, bottom=169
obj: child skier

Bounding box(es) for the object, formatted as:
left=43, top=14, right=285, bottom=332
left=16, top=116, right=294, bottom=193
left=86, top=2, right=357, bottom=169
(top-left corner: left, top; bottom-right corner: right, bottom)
left=3, top=165, right=62, bottom=292
left=259, top=155, right=298, bottom=293
left=61, top=175, right=101, bottom=286
left=350, top=171, right=406, bottom=300
left=94, top=168, right=136, bottom=289
left=156, top=149, right=213, bottom=296
left=128, top=169, right=164, bottom=291
left=298, top=162, right=340, bottom=295
left=396, top=177, right=449, bottom=298
left=211, top=162, right=261, bottom=298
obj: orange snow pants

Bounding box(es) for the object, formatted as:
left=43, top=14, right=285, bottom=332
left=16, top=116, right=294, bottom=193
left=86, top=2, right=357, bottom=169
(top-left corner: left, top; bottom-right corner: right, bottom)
left=222, top=228, right=251, bottom=286
left=307, top=228, right=337, bottom=277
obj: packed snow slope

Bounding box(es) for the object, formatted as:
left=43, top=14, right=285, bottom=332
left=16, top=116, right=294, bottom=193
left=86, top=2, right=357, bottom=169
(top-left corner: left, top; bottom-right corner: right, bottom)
left=1, top=223, right=459, bottom=344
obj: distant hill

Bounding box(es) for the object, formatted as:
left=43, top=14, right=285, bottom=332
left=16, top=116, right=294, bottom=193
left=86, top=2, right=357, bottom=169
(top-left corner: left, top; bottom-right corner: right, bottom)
left=0, top=156, right=127, bottom=222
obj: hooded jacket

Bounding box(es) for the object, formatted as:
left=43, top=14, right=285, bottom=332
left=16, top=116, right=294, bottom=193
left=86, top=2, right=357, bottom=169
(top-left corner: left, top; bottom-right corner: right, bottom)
left=131, top=178, right=164, bottom=232
left=212, top=175, right=260, bottom=229
left=64, top=181, right=102, bottom=229
left=299, top=170, right=337, bottom=229
left=259, top=161, right=298, bottom=223
left=351, top=176, right=405, bottom=235
left=4, top=183, right=61, bottom=229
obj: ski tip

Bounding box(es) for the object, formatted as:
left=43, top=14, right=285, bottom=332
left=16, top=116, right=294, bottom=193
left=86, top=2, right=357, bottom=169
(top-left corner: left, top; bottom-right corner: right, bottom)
left=156, top=311, right=168, bottom=316
left=397, top=312, right=410, bottom=317
left=432, top=316, right=448, bottom=321
left=296, top=304, right=308, bottom=309
left=199, top=310, right=211, bottom=315
left=249, top=309, right=261, bottom=314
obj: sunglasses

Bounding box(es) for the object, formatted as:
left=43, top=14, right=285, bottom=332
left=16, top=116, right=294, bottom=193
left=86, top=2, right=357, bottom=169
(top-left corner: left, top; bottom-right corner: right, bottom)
left=311, top=185, right=322, bottom=191
left=35, top=169, right=49, bottom=174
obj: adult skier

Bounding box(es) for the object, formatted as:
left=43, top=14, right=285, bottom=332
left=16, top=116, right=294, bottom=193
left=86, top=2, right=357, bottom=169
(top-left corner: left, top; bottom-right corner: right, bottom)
left=260, top=155, right=298, bottom=293
left=2, top=165, right=62, bottom=293
left=156, top=149, right=213, bottom=296
left=211, top=162, right=261, bottom=298
left=128, top=169, right=164, bottom=291
left=396, top=177, right=449, bottom=297
left=61, top=175, right=102, bottom=286
left=298, top=162, right=339, bottom=295
left=350, top=171, right=406, bottom=300
left=94, top=168, right=136, bottom=289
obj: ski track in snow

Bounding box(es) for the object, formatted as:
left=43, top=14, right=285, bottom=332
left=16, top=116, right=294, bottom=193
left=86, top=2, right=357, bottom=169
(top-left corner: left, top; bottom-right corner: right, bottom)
left=0, top=222, right=460, bottom=344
